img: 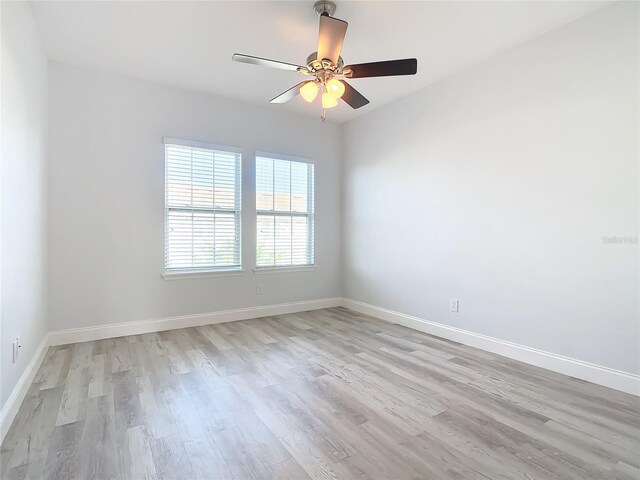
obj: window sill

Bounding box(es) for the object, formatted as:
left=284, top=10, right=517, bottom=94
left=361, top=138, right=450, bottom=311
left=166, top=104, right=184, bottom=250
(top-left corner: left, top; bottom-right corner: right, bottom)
left=162, top=269, right=245, bottom=280
left=254, top=265, right=316, bottom=275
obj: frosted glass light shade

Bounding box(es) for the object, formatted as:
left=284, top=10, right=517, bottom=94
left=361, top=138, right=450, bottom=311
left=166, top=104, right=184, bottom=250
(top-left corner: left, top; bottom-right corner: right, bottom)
left=322, top=92, right=338, bottom=108
left=325, top=78, right=345, bottom=98
left=300, top=82, right=319, bottom=102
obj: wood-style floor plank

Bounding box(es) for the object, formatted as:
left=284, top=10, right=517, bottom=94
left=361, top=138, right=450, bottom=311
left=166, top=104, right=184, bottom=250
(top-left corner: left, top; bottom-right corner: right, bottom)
left=1, top=307, right=638, bottom=479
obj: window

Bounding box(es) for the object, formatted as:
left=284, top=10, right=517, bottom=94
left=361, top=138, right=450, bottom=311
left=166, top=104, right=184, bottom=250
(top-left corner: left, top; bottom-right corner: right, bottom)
left=256, top=155, right=314, bottom=268
left=164, top=139, right=241, bottom=273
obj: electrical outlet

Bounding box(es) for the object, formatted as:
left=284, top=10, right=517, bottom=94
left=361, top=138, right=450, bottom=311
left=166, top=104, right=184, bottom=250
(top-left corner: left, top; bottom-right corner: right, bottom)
left=450, top=298, right=459, bottom=313
left=256, top=284, right=264, bottom=295
left=12, top=336, right=22, bottom=363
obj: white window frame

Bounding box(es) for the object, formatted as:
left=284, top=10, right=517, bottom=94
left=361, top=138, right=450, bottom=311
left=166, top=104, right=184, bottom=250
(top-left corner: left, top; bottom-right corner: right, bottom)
left=255, top=152, right=315, bottom=272
left=163, top=137, right=243, bottom=279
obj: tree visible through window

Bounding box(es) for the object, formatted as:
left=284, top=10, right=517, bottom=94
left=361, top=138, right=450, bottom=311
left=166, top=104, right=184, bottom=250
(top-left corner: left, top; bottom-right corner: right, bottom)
left=256, top=155, right=314, bottom=268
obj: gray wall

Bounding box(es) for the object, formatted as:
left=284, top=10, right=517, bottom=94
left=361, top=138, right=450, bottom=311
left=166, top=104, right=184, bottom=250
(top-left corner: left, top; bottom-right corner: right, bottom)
left=47, top=63, right=342, bottom=331
left=342, top=2, right=639, bottom=374
left=1, top=2, right=49, bottom=409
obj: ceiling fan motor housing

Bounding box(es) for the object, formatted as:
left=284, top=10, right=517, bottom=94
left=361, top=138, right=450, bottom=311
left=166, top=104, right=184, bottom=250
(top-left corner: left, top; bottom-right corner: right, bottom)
left=306, top=52, right=344, bottom=70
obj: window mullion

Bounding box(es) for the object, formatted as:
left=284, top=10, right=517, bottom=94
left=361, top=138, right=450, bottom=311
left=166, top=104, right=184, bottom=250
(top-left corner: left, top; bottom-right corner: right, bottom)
left=272, top=213, right=276, bottom=267
left=272, top=160, right=276, bottom=266
left=212, top=152, right=216, bottom=266
left=190, top=147, right=194, bottom=269
left=289, top=162, right=293, bottom=263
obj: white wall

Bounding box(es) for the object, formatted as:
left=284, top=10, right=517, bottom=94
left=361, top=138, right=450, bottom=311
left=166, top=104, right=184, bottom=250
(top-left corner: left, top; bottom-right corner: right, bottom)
left=0, top=2, right=49, bottom=409
left=343, top=2, right=639, bottom=375
left=47, top=63, right=342, bottom=331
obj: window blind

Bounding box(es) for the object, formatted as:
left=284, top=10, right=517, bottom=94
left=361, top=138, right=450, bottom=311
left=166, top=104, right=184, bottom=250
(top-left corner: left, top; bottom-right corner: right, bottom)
left=164, top=141, right=241, bottom=272
left=256, top=155, right=314, bottom=268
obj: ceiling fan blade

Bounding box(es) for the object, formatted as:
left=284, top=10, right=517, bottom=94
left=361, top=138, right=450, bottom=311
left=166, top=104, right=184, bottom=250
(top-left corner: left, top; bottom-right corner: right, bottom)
left=232, top=53, right=302, bottom=72
left=317, top=15, right=348, bottom=64
left=345, top=58, right=417, bottom=78
left=340, top=81, right=369, bottom=109
left=270, top=82, right=309, bottom=104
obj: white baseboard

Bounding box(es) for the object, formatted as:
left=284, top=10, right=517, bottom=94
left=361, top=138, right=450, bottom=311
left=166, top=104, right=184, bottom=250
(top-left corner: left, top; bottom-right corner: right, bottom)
left=48, top=297, right=342, bottom=346
left=341, top=298, right=640, bottom=396
left=0, top=335, right=49, bottom=443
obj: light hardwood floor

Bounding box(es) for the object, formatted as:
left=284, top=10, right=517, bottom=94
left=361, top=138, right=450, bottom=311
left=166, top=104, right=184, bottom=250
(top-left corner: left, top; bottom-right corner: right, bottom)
left=1, top=307, right=639, bottom=480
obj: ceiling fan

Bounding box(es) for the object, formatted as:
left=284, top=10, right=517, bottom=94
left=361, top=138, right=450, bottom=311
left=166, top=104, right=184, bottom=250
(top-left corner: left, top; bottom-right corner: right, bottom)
left=232, top=0, right=417, bottom=121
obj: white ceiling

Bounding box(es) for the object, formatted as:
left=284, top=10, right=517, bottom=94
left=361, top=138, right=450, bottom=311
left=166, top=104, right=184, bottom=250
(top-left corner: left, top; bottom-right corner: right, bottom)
left=31, top=0, right=608, bottom=122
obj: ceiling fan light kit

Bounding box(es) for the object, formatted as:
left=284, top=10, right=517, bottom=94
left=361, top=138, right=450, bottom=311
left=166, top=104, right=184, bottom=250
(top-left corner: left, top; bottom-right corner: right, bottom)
left=232, top=1, right=417, bottom=122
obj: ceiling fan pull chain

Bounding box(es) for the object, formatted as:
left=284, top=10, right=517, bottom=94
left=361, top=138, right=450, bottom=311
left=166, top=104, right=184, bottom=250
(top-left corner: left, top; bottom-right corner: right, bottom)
left=321, top=107, right=327, bottom=123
